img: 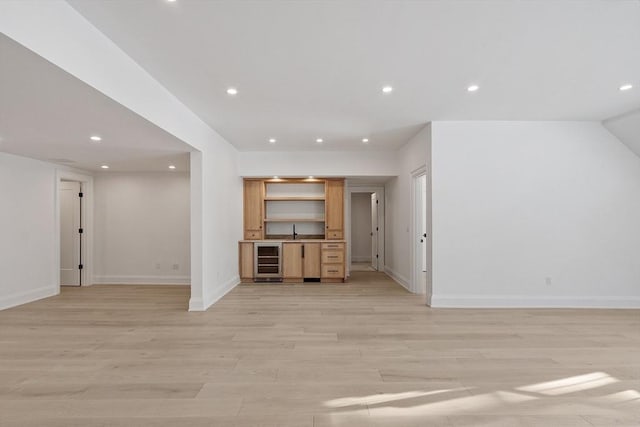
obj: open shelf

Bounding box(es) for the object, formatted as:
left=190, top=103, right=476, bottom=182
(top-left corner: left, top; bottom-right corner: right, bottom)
left=264, top=218, right=325, bottom=223
left=264, top=196, right=325, bottom=201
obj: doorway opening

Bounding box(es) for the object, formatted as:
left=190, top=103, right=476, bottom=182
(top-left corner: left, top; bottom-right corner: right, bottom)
left=59, top=180, right=83, bottom=286
left=56, top=170, right=93, bottom=291
left=350, top=193, right=375, bottom=271
left=346, top=185, right=385, bottom=276
left=411, top=167, right=431, bottom=301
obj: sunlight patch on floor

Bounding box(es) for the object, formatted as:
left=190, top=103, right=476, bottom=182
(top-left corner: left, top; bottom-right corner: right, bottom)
left=323, top=371, right=635, bottom=420
left=324, top=388, right=465, bottom=408
left=596, top=389, right=640, bottom=405
left=365, top=391, right=538, bottom=417
left=517, top=372, right=618, bottom=396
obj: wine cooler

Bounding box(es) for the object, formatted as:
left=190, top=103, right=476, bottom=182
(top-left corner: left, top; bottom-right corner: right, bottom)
left=254, top=242, right=283, bottom=282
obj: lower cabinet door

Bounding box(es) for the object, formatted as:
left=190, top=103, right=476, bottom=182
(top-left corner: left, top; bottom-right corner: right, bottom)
left=303, top=243, right=321, bottom=278
left=282, top=243, right=303, bottom=279
left=239, top=242, right=254, bottom=280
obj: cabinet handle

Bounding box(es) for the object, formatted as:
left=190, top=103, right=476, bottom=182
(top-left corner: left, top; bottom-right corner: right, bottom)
left=328, top=256, right=338, bottom=259
left=302, top=245, right=305, bottom=258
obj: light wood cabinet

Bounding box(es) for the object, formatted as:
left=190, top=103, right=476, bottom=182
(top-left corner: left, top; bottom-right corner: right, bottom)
left=321, top=263, right=345, bottom=279
left=282, top=243, right=303, bottom=279
left=303, top=243, right=321, bottom=278
left=325, top=179, right=344, bottom=240
left=243, top=180, right=264, bottom=240
left=239, top=242, right=254, bottom=280
left=321, top=241, right=345, bottom=282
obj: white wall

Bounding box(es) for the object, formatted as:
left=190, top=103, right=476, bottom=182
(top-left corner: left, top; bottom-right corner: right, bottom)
left=431, top=121, right=640, bottom=308
left=384, top=124, right=431, bottom=290
left=93, top=172, right=190, bottom=284
left=0, top=153, right=58, bottom=309
left=604, top=109, right=640, bottom=158
left=238, top=150, right=398, bottom=177
left=350, top=193, right=372, bottom=262
left=1, top=1, right=243, bottom=311
left=201, top=145, right=243, bottom=307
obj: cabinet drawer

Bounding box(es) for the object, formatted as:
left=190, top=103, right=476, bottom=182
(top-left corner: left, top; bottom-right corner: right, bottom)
left=322, top=242, right=344, bottom=251
left=322, top=250, right=344, bottom=264
left=326, top=230, right=343, bottom=239
left=322, top=264, right=344, bottom=278
left=244, top=230, right=262, bottom=240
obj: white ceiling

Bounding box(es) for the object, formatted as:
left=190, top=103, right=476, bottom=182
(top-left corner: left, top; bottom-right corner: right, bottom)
left=0, top=33, right=192, bottom=172
left=604, top=109, right=640, bottom=158
left=68, top=0, right=640, bottom=151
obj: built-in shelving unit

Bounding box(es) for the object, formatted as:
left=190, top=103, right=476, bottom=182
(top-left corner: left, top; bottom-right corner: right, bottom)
left=264, top=181, right=326, bottom=239
left=264, top=196, right=325, bottom=201
left=240, top=177, right=346, bottom=283
left=264, top=218, right=325, bottom=222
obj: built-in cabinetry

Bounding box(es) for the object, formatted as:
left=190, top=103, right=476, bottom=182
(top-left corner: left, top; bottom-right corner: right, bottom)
left=321, top=242, right=345, bottom=282
left=282, top=242, right=303, bottom=279
left=242, top=178, right=344, bottom=240
left=282, top=242, right=321, bottom=282
left=243, top=180, right=263, bottom=240
left=238, top=242, right=254, bottom=280
left=303, top=243, right=321, bottom=278
left=239, top=177, right=345, bottom=283
left=325, top=180, right=344, bottom=240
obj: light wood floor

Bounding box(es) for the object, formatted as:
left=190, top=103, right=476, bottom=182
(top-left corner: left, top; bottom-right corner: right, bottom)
left=1, top=272, right=639, bottom=426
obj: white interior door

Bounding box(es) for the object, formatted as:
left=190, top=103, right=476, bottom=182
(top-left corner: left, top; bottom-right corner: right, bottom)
left=414, top=174, right=427, bottom=293
left=370, top=193, right=378, bottom=271
left=420, top=175, right=427, bottom=276
left=60, top=181, right=81, bottom=286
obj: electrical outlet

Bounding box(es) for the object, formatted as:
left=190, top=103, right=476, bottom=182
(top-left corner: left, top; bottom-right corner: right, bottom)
left=545, top=277, right=552, bottom=286
left=172, top=264, right=179, bottom=270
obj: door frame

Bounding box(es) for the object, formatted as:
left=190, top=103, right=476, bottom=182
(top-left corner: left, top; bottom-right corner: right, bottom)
left=410, top=166, right=430, bottom=297
left=55, top=170, right=94, bottom=292
left=345, top=184, right=385, bottom=277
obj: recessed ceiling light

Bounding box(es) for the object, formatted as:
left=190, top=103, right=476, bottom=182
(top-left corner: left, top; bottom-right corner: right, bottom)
left=168, top=165, right=176, bottom=169
left=90, top=135, right=102, bottom=142
left=467, top=85, right=480, bottom=92
left=382, top=86, right=393, bottom=93
left=316, top=138, right=323, bottom=143
left=269, top=138, right=276, bottom=144
left=619, top=84, right=633, bottom=91
left=308, top=176, right=314, bottom=179
left=101, top=165, right=109, bottom=169
left=273, top=176, right=279, bottom=179
left=362, top=138, right=369, bottom=143
left=226, top=87, right=238, bottom=95
left=167, top=0, right=177, bottom=2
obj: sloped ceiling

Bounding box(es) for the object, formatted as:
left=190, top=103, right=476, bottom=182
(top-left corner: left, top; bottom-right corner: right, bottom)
left=604, top=110, right=640, bottom=158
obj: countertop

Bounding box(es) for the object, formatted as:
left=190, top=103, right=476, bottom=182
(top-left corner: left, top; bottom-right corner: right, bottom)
left=239, top=239, right=346, bottom=243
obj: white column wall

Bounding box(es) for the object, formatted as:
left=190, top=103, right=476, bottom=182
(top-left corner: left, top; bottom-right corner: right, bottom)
left=0, top=153, right=58, bottom=309
left=384, top=125, right=431, bottom=290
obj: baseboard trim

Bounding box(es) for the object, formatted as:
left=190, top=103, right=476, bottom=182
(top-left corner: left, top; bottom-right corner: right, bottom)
left=93, top=275, right=190, bottom=285
left=384, top=266, right=410, bottom=292
left=431, top=294, right=640, bottom=309
left=0, top=285, right=58, bottom=311
left=189, top=274, right=240, bottom=312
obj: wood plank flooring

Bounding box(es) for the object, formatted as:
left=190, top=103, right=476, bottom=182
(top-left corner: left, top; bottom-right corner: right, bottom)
left=1, top=272, right=639, bottom=426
